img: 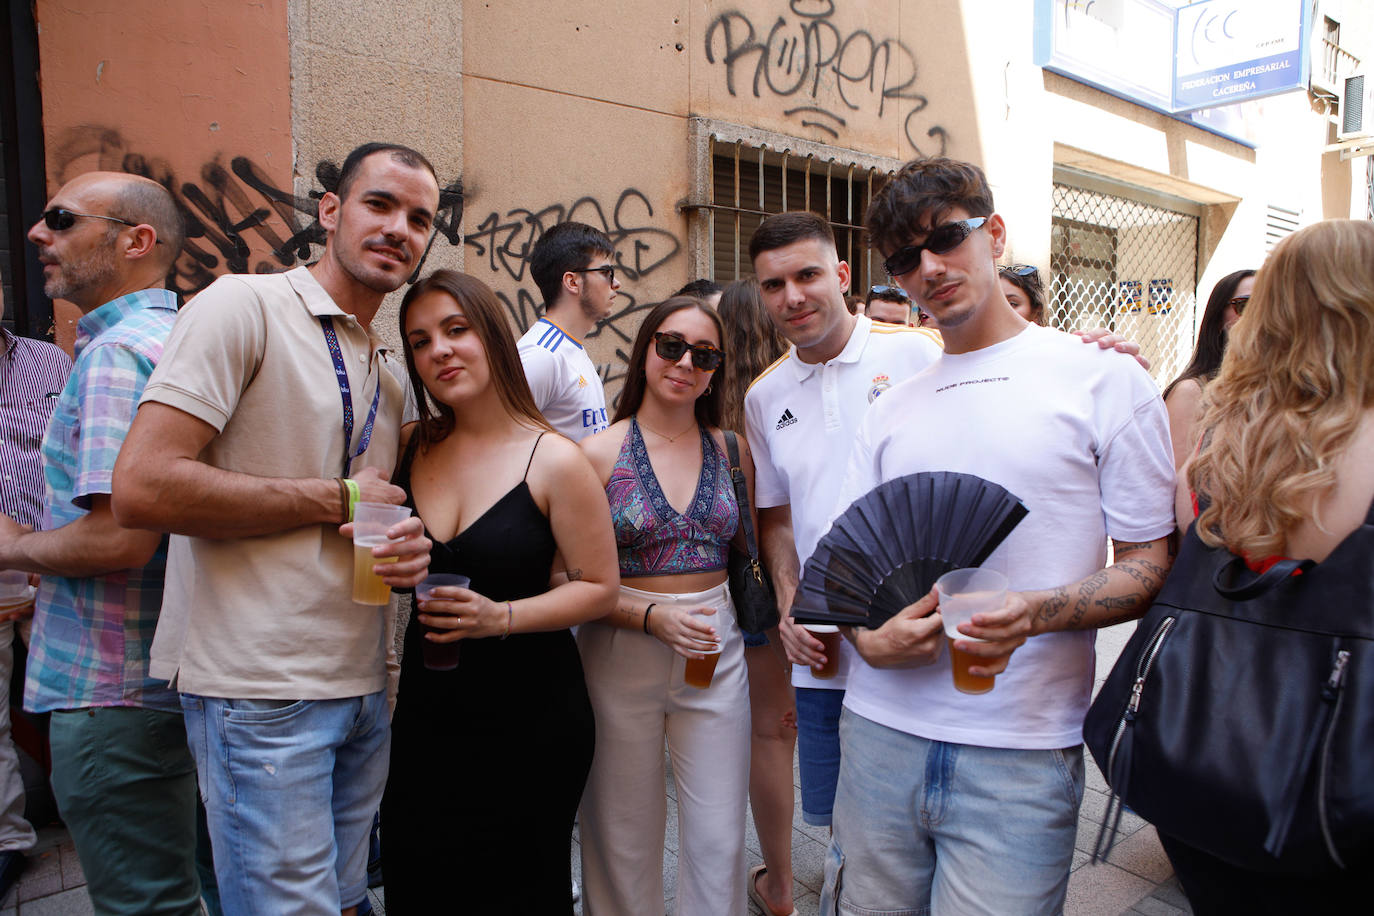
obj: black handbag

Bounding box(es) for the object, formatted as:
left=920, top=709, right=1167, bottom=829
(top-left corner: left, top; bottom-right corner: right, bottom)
left=1083, top=498, right=1374, bottom=875
left=723, top=431, right=778, bottom=635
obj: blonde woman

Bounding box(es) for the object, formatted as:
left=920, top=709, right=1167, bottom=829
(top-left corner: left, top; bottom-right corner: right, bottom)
left=1169, top=220, right=1374, bottom=912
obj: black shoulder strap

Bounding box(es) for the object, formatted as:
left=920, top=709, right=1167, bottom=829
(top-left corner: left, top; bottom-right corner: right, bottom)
left=723, top=431, right=760, bottom=561
left=523, top=432, right=546, bottom=481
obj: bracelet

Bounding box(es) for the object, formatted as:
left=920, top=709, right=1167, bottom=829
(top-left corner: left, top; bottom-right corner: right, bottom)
left=342, top=479, right=361, bottom=522
left=500, top=601, right=513, bottom=640
left=335, top=478, right=349, bottom=524
left=642, top=603, right=656, bottom=635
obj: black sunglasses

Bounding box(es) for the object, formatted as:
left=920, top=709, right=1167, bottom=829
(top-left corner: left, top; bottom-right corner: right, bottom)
left=571, top=265, right=616, bottom=284
left=868, top=285, right=909, bottom=299
left=1228, top=296, right=1249, bottom=315
left=40, top=208, right=163, bottom=243
left=652, top=331, right=724, bottom=372
left=883, top=217, right=987, bottom=278
left=1000, top=264, right=1038, bottom=279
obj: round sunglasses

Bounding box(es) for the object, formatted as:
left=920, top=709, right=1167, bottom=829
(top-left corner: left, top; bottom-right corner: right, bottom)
left=1228, top=295, right=1249, bottom=315
left=652, top=331, right=724, bottom=371
left=883, top=217, right=987, bottom=278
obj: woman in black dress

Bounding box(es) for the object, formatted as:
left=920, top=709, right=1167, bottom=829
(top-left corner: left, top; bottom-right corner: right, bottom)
left=381, top=270, right=618, bottom=914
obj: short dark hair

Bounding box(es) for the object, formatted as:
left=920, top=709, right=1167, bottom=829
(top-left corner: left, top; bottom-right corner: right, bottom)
left=866, top=158, right=995, bottom=256
left=613, top=297, right=725, bottom=430
left=674, top=278, right=724, bottom=299
left=865, top=285, right=911, bottom=307
left=748, top=211, right=835, bottom=261
left=336, top=142, right=437, bottom=201
left=529, top=222, right=614, bottom=307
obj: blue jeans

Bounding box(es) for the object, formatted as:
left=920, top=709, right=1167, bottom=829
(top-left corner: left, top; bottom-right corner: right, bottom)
left=795, top=686, right=844, bottom=826
left=182, top=691, right=390, bottom=915
left=821, top=709, right=1084, bottom=916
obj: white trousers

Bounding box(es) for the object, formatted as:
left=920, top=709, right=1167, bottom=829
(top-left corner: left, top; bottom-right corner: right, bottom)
left=577, top=582, right=750, bottom=916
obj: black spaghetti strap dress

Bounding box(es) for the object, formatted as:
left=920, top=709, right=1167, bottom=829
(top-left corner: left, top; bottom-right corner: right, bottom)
left=381, top=434, right=595, bottom=914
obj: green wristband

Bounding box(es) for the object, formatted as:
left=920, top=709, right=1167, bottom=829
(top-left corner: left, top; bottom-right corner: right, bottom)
left=343, top=478, right=361, bottom=522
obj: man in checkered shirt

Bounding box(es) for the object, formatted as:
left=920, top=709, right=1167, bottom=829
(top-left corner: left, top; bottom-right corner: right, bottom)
left=0, top=172, right=216, bottom=915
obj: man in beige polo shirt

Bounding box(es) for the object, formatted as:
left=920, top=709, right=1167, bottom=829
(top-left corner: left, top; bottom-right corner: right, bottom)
left=111, top=142, right=437, bottom=916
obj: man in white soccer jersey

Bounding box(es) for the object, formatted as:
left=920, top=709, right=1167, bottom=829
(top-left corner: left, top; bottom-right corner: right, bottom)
left=743, top=213, right=943, bottom=891
left=517, top=222, right=620, bottom=441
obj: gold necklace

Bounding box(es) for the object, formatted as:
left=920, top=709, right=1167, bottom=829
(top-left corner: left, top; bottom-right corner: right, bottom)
left=637, top=417, right=697, bottom=443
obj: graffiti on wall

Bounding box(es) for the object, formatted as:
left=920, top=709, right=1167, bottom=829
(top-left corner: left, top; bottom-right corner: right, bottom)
left=49, top=127, right=683, bottom=389
left=464, top=187, right=682, bottom=390
left=50, top=127, right=465, bottom=297
left=704, top=0, right=949, bottom=156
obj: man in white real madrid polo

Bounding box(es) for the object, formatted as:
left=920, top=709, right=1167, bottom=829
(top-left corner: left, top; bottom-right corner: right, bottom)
left=517, top=222, right=620, bottom=441
left=743, top=211, right=944, bottom=850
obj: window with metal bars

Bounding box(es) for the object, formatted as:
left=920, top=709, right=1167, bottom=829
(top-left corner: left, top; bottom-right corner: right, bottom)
left=685, top=126, right=898, bottom=293
left=1050, top=180, right=1200, bottom=389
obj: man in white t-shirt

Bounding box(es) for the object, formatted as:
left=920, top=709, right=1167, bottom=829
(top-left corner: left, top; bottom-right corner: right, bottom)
left=517, top=221, right=619, bottom=441
left=820, top=158, right=1176, bottom=915
left=744, top=213, right=941, bottom=869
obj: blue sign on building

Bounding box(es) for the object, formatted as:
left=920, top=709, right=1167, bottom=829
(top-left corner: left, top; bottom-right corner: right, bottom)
left=1173, top=0, right=1309, bottom=112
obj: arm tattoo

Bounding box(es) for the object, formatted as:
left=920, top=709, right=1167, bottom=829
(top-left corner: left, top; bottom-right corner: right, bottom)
left=566, top=568, right=584, bottom=581
left=1112, top=540, right=1154, bottom=556
left=1036, top=586, right=1069, bottom=625
left=1071, top=570, right=1111, bottom=626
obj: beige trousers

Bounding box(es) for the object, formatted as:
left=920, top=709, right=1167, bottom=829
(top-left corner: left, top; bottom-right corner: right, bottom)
left=577, top=582, right=751, bottom=916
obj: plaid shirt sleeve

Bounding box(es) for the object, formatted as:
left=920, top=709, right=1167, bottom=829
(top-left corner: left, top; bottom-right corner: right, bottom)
left=70, top=341, right=157, bottom=511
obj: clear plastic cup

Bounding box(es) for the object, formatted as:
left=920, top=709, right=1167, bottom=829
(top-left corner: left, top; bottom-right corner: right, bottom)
left=352, top=503, right=412, bottom=606
left=416, top=574, right=470, bottom=670
left=935, top=568, right=1009, bottom=695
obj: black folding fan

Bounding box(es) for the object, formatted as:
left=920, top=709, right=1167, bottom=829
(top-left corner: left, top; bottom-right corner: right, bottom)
left=791, top=471, right=1028, bottom=628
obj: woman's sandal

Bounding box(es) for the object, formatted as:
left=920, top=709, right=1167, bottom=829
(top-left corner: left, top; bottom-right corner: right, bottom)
left=747, top=864, right=799, bottom=916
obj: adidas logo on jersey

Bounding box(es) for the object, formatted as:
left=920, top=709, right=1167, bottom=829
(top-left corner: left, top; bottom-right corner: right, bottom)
left=776, top=409, right=798, bottom=430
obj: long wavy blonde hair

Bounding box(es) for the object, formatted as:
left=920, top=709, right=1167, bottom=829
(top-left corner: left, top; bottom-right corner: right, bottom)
left=1189, top=220, right=1374, bottom=557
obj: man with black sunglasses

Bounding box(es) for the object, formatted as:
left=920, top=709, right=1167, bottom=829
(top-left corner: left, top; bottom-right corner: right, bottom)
left=0, top=171, right=224, bottom=914
left=518, top=221, right=620, bottom=441
left=822, top=157, right=1177, bottom=915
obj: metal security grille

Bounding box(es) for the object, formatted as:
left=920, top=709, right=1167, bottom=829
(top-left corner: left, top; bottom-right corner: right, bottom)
left=1050, top=181, right=1199, bottom=389
left=703, top=138, right=891, bottom=291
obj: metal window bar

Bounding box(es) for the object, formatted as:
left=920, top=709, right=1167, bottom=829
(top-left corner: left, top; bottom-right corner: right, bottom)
left=1050, top=183, right=1199, bottom=389
left=704, top=138, right=891, bottom=292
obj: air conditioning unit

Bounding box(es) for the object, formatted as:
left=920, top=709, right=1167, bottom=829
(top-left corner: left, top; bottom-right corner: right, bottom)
left=1339, top=72, right=1373, bottom=140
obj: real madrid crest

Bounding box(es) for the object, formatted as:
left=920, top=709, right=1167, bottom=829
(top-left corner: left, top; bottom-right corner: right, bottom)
left=868, top=374, right=892, bottom=403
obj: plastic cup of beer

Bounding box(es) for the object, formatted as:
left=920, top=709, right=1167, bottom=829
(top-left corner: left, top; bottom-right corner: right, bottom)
left=803, top=624, right=842, bottom=679
left=935, top=568, right=1009, bottom=695
left=352, top=502, right=412, bottom=606
left=683, top=608, right=723, bottom=689
left=416, top=573, right=470, bottom=670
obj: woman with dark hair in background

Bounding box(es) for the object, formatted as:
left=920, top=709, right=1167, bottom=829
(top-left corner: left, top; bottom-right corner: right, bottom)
left=381, top=270, right=618, bottom=913
left=577, top=296, right=754, bottom=916
left=1163, top=268, right=1255, bottom=468
left=717, top=279, right=798, bottom=916
left=1166, top=220, right=1372, bottom=912
left=999, top=263, right=1047, bottom=325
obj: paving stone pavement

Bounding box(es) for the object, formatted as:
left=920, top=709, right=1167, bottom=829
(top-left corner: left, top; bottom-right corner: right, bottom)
left=1, top=622, right=1188, bottom=915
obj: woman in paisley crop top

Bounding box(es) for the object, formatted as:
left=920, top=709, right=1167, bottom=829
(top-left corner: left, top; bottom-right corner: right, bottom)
left=577, top=297, right=758, bottom=916
left=379, top=271, right=618, bottom=914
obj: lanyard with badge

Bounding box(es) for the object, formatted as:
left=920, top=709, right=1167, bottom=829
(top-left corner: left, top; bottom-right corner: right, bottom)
left=319, top=316, right=381, bottom=476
